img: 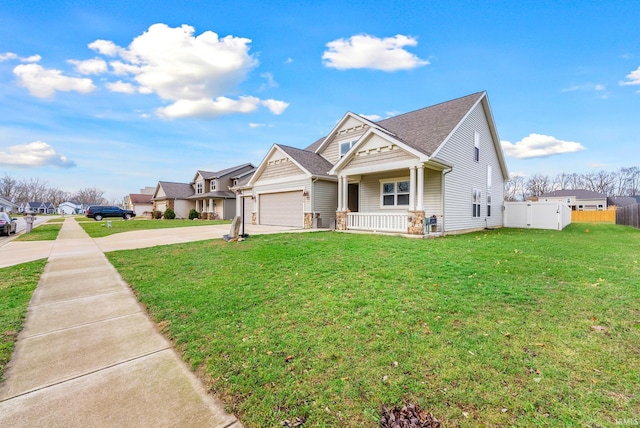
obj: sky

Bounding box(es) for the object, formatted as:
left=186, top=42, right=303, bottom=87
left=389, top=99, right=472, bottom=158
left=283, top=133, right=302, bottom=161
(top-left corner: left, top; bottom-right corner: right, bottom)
left=1, top=0, right=639, bottom=201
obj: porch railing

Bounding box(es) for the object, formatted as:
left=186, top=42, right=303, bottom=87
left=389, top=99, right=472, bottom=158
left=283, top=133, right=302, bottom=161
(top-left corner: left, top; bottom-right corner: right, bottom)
left=346, top=212, right=408, bottom=232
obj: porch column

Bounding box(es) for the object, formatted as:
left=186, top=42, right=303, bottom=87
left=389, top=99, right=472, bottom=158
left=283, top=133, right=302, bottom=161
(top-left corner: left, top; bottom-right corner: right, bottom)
left=409, top=166, right=416, bottom=211
left=342, top=176, right=349, bottom=212
left=337, top=175, right=343, bottom=211
left=416, top=165, right=424, bottom=211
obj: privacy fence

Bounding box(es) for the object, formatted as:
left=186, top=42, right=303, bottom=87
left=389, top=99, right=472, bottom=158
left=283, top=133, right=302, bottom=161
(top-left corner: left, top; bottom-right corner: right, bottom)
left=571, top=209, right=616, bottom=223
left=616, top=204, right=640, bottom=229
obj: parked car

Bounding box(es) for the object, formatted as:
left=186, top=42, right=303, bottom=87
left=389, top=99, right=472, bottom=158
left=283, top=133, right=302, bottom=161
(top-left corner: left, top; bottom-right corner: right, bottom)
left=0, top=212, right=17, bottom=235
left=86, top=206, right=136, bottom=221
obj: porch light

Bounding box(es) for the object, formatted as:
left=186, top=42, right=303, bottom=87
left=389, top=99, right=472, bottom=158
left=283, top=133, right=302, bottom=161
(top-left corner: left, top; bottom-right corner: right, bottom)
left=302, top=190, right=309, bottom=197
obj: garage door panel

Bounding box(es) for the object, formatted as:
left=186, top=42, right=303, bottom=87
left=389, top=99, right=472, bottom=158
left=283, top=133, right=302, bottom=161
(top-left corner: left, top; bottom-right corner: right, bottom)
left=259, top=191, right=303, bottom=227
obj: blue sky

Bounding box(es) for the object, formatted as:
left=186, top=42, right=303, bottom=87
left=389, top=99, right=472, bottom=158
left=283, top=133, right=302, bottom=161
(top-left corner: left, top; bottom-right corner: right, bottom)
left=1, top=0, right=639, bottom=201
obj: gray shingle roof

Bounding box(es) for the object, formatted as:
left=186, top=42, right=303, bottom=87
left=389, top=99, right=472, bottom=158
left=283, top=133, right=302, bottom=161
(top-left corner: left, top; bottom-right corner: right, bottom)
left=129, top=193, right=153, bottom=204
left=607, top=196, right=640, bottom=207
left=198, top=163, right=254, bottom=180
left=541, top=189, right=607, bottom=199
left=187, top=191, right=236, bottom=200
left=155, top=181, right=194, bottom=199
left=278, top=145, right=335, bottom=177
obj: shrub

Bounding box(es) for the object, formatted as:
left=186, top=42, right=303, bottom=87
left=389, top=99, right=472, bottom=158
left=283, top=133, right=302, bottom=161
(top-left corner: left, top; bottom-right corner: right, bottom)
left=164, top=208, right=176, bottom=219
left=152, top=210, right=163, bottom=219
left=188, top=209, right=199, bottom=220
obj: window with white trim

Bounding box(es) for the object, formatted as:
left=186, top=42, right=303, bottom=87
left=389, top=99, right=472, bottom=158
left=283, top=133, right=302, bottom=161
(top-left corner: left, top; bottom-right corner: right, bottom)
left=381, top=180, right=410, bottom=207
left=210, top=180, right=217, bottom=191
left=472, top=188, right=482, bottom=217
left=340, top=140, right=357, bottom=157
left=486, top=165, right=492, bottom=217
left=196, top=181, right=203, bottom=194
left=474, top=131, right=480, bottom=162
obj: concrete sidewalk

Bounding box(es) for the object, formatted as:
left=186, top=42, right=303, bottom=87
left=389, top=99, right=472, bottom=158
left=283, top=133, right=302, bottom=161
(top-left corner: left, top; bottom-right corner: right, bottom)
left=0, top=218, right=243, bottom=427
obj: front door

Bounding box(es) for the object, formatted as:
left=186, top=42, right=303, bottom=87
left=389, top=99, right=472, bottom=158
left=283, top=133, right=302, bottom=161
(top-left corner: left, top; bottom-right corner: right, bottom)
left=348, top=183, right=359, bottom=212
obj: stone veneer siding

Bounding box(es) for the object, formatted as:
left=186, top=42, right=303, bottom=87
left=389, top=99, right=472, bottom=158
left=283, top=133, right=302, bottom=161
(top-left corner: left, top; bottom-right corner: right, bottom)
left=407, top=210, right=425, bottom=235
left=336, top=211, right=347, bottom=230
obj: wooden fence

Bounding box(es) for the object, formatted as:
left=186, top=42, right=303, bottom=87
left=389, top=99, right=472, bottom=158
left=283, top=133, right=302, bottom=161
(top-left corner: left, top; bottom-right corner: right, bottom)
left=616, top=204, right=640, bottom=229
left=572, top=209, right=616, bottom=223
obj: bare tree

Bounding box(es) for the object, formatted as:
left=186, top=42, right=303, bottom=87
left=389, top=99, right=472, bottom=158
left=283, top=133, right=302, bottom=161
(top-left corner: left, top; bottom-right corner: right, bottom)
left=583, top=170, right=615, bottom=195
left=526, top=174, right=552, bottom=197
left=47, top=188, right=71, bottom=207
left=73, top=187, right=107, bottom=205
left=14, top=177, right=49, bottom=203
left=504, top=175, right=525, bottom=201
left=617, top=166, right=640, bottom=196
left=0, top=174, right=18, bottom=199
left=566, top=173, right=585, bottom=190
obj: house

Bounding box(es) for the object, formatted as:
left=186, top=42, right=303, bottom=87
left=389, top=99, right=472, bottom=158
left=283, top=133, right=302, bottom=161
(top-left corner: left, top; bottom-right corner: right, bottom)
left=0, top=196, right=18, bottom=214
left=125, top=193, right=154, bottom=217
left=242, top=91, right=508, bottom=235
left=20, top=202, right=55, bottom=214
left=187, top=163, right=255, bottom=220
left=57, top=201, right=83, bottom=215
left=152, top=163, right=254, bottom=219
left=608, top=195, right=640, bottom=208
left=540, top=189, right=608, bottom=211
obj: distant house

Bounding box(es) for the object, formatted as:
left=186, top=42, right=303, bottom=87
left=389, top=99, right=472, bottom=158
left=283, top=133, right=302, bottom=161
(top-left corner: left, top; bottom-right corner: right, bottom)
left=20, top=202, right=55, bottom=214
left=0, top=196, right=18, bottom=213
left=608, top=195, right=640, bottom=208
left=242, top=91, right=509, bottom=235
left=540, top=189, right=608, bottom=211
left=152, top=181, right=196, bottom=219
left=57, top=201, right=83, bottom=215
left=125, top=193, right=154, bottom=217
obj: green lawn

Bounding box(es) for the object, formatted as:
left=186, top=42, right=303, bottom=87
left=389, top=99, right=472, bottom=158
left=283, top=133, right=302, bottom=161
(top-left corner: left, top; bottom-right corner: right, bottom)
left=14, top=223, right=62, bottom=241
left=0, top=260, right=47, bottom=380
left=80, top=218, right=232, bottom=238
left=106, top=224, right=640, bottom=427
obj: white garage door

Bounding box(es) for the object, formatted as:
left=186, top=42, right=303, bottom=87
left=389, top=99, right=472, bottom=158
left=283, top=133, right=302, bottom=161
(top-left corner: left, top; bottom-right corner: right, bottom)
left=259, top=191, right=303, bottom=227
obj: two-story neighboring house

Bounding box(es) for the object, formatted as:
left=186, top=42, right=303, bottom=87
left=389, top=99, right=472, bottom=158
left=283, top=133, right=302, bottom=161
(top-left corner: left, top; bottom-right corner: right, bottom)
left=152, top=163, right=255, bottom=219
left=241, top=92, right=509, bottom=235
left=540, top=189, right=608, bottom=211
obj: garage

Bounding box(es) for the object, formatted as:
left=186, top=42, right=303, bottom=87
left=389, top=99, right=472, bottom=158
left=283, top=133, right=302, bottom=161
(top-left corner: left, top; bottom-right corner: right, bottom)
left=259, top=191, right=303, bottom=227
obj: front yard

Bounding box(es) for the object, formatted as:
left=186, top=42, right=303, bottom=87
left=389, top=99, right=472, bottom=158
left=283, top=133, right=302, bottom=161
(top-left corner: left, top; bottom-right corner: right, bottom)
left=106, top=224, right=640, bottom=427
left=79, top=218, right=231, bottom=238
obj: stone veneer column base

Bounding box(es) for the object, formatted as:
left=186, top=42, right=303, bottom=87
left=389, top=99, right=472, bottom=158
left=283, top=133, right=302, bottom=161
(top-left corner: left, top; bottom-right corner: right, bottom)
left=251, top=212, right=257, bottom=225
left=303, top=212, right=313, bottom=229
left=335, top=211, right=347, bottom=231
left=407, top=210, right=426, bottom=235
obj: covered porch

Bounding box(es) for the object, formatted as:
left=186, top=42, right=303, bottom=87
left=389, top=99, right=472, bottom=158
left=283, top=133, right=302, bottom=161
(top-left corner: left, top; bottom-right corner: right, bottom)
left=190, top=192, right=237, bottom=220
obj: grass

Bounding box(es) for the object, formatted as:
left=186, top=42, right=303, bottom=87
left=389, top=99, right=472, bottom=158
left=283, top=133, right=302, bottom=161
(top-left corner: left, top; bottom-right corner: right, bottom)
left=0, top=260, right=47, bottom=380
left=14, top=223, right=62, bottom=241
left=79, top=218, right=232, bottom=238
left=107, top=224, right=640, bottom=427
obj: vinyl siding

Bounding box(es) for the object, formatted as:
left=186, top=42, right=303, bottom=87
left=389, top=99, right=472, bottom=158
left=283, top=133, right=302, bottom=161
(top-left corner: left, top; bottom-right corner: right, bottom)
left=312, top=179, right=338, bottom=228
left=259, top=158, right=304, bottom=181
left=174, top=200, right=194, bottom=219
left=348, top=145, right=414, bottom=169
left=318, top=118, right=369, bottom=164
left=435, top=103, right=505, bottom=232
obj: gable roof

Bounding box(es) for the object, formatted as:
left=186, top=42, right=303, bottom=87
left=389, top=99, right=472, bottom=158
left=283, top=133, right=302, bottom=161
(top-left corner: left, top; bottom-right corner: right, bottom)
left=195, top=163, right=254, bottom=181
left=129, top=193, right=153, bottom=204
left=541, top=189, right=607, bottom=199
left=608, top=196, right=640, bottom=207
left=154, top=181, right=194, bottom=199
left=278, top=145, right=334, bottom=177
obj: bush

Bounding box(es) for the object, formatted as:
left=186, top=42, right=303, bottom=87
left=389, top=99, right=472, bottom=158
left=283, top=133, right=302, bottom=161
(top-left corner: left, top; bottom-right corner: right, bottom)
left=164, top=208, right=176, bottom=219
left=152, top=210, right=163, bottom=219
left=188, top=209, right=199, bottom=220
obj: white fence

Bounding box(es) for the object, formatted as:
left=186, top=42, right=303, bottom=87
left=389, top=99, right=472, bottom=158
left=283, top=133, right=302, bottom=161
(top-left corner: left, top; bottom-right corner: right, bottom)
left=347, top=212, right=408, bottom=232
left=504, top=201, right=571, bottom=230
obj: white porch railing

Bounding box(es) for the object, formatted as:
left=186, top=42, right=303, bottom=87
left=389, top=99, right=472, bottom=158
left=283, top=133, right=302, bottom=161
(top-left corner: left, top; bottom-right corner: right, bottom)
left=347, top=212, right=408, bottom=232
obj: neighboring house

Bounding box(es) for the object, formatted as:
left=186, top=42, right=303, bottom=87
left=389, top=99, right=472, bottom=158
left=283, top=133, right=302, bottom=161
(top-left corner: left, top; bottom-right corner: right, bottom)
left=608, top=195, right=640, bottom=208
left=0, top=196, right=18, bottom=213
left=540, top=189, right=608, bottom=211
left=152, top=181, right=196, bottom=219
left=125, top=193, right=154, bottom=217
left=188, top=163, right=255, bottom=219
left=243, top=91, right=508, bottom=235
left=57, top=201, right=83, bottom=215
left=20, top=202, right=55, bottom=214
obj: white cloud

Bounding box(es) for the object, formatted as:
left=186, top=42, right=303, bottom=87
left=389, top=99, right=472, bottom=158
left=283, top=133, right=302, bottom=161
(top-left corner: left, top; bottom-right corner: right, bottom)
left=91, top=23, right=288, bottom=118
left=620, top=66, right=640, bottom=86
left=285, top=58, right=293, bottom=64
left=261, top=99, right=289, bottom=115
left=322, top=34, right=429, bottom=71
left=21, top=54, right=41, bottom=63
left=359, top=114, right=382, bottom=121
left=156, top=96, right=262, bottom=119
left=88, top=39, right=121, bottom=56
left=13, top=63, right=96, bottom=98
left=106, top=80, right=137, bottom=94
left=249, top=122, right=274, bottom=128
left=259, top=72, right=278, bottom=91
left=0, top=52, right=18, bottom=61
left=0, top=141, right=76, bottom=168
left=68, top=58, right=108, bottom=75
left=562, top=83, right=606, bottom=92
left=501, top=134, right=586, bottom=159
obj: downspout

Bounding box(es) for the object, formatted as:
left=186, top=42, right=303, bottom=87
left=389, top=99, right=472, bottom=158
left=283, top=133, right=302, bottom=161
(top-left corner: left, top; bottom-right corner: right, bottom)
left=441, top=167, right=452, bottom=234
left=311, top=176, right=319, bottom=227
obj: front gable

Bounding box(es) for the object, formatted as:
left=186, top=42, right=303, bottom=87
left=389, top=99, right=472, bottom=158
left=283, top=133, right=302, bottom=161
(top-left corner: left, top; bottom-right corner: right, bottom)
left=249, top=145, right=309, bottom=186
left=315, top=113, right=376, bottom=165
left=153, top=183, right=166, bottom=199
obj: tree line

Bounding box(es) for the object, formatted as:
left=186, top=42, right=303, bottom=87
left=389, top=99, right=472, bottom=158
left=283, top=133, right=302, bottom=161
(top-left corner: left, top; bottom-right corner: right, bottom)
left=0, top=174, right=112, bottom=207
left=504, top=166, right=640, bottom=201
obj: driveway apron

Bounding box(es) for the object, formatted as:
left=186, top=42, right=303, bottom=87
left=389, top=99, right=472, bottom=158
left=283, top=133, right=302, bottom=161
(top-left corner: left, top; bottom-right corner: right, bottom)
left=0, top=218, right=242, bottom=427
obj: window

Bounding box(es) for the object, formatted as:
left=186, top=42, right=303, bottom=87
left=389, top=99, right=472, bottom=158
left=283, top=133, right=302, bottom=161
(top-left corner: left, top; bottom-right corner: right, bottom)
left=381, top=180, right=410, bottom=207
left=196, top=181, right=203, bottom=194
left=340, top=140, right=357, bottom=157
left=472, top=189, right=482, bottom=217
left=210, top=180, right=217, bottom=191
left=486, top=166, right=492, bottom=217
left=487, top=193, right=492, bottom=217
left=474, top=131, right=480, bottom=162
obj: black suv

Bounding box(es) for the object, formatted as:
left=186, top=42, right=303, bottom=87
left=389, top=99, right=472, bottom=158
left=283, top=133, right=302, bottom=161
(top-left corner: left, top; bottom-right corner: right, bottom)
left=86, top=206, right=136, bottom=221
